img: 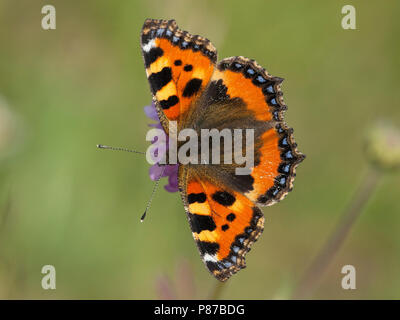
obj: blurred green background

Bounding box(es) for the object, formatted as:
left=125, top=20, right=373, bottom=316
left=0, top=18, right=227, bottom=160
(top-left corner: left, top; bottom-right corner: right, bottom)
left=0, top=0, right=399, bottom=299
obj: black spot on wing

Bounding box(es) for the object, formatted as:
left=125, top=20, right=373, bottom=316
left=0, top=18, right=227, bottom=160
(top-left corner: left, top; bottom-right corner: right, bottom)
left=184, top=64, right=193, bottom=72
left=182, top=78, right=202, bottom=97
left=204, top=79, right=229, bottom=104
left=188, top=192, right=207, bottom=204
left=148, top=67, right=172, bottom=95
left=160, top=95, right=179, bottom=109
left=190, top=214, right=216, bottom=233
left=232, top=174, right=254, bottom=193
left=212, top=191, right=236, bottom=206
left=144, top=47, right=163, bottom=68
left=198, top=241, right=219, bottom=256
left=205, top=261, right=222, bottom=272
left=226, top=213, right=236, bottom=222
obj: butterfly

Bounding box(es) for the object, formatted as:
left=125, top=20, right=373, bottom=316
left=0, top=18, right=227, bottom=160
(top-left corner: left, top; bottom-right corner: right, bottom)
left=140, top=19, right=305, bottom=281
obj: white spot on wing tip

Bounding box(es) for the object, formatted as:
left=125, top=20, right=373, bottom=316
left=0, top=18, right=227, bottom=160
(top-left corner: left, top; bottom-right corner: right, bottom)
left=142, top=39, right=155, bottom=53
left=203, top=253, right=218, bottom=263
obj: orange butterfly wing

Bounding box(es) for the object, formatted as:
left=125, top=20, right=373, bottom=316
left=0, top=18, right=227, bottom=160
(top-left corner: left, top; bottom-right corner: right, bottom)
left=176, top=56, right=304, bottom=281
left=179, top=167, right=264, bottom=281
left=210, top=56, right=305, bottom=206
left=141, top=20, right=305, bottom=281
left=141, top=19, right=216, bottom=128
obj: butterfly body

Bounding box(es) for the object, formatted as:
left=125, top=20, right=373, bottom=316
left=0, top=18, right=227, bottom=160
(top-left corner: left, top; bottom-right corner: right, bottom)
left=141, top=19, right=305, bottom=281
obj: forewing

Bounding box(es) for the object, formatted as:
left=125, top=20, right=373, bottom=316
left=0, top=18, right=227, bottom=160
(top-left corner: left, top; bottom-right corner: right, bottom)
left=141, top=19, right=217, bottom=131
left=197, top=56, right=305, bottom=206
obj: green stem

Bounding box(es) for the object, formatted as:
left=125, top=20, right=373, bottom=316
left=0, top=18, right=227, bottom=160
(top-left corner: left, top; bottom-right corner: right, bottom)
left=292, top=166, right=382, bottom=299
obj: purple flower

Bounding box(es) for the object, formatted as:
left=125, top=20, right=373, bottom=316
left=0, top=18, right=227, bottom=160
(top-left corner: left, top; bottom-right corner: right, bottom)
left=145, top=102, right=179, bottom=193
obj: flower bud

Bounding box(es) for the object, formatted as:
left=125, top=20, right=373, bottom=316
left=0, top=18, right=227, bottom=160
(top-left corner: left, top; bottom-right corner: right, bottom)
left=365, top=121, right=400, bottom=170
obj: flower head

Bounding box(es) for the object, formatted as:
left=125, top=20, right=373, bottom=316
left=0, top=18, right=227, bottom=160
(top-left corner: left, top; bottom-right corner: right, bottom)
left=145, top=102, right=179, bottom=192
left=365, top=120, right=400, bottom=171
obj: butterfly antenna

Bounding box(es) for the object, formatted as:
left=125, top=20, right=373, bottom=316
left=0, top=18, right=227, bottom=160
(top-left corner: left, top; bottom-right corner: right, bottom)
left=141, top=165, right=166, bottom=222
left=97, top=144, right=146, bottom=155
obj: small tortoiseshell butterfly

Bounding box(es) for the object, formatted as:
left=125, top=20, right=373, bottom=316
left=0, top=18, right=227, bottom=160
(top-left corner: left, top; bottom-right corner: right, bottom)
left=141, top=19, right=305, bottom=281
